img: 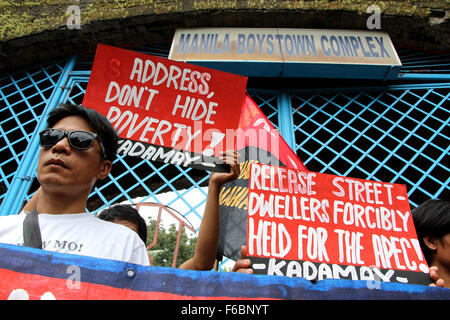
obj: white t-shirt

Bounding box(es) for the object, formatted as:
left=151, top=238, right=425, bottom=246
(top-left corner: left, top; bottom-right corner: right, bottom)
left=0, top=212, right=150, bottom=266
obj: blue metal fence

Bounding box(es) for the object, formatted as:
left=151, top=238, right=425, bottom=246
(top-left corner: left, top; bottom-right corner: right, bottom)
left=287, top=84, right=449, bottom=208
left=0, top=58, right=71, bottom=212
left=0, top=45, right=449, bottom=271
left=396, top=47, right=450, bottom=81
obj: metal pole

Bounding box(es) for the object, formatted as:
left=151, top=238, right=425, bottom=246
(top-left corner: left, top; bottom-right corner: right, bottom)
left=277, top=90, right=296, bottom=151
left=0, top=55, right=77, bottom=216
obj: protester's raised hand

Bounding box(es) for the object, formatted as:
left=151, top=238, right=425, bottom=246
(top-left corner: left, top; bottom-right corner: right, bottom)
left=232, top=245, right=253, bottom=274
left=428, top=266, right=445, bottom=287
left=209, top=150, right=240, bottom=187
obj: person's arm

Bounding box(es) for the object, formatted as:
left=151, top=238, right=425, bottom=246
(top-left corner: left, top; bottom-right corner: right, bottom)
left=21, top=186, right=42, bottom=213
left=179, top=151, right=240, bottom=270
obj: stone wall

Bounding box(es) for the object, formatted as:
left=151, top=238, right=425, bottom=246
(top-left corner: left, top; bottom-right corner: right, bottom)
left=0, top=0, right=448, bottom=73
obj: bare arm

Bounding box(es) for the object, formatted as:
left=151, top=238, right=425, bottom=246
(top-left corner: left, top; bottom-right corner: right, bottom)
left=179, top=151, right=240, bottom=270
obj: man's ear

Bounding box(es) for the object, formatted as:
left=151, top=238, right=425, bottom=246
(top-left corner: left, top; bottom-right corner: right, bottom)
left=96, top=159, right=112, bottom=180
left=423, top=236, right=438, bottom=251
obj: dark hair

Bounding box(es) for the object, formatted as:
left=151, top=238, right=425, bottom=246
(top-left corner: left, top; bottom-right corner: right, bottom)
left=46, top=103, right=118, bottom=162
left=412, top=199, right=450, bottom=265
left=98, top=204, right=147, bottom=243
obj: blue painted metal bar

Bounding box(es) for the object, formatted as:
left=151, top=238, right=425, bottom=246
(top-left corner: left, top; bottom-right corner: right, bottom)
left=401, top=56, right=450, bottom=64
left=277, top=91, right=297, bottom=151
left=0, top=55, right=78, bottom=216
left=287, top=82, right=450, bottom=95
left=396, top=73, right=450, bottom=80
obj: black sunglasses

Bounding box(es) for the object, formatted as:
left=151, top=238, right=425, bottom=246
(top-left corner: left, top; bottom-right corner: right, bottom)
left=39, top=129, right=106, bottom=158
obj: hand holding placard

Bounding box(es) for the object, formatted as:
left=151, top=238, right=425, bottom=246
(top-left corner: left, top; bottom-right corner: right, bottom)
left=247, top=163, right=431, bottom=285
left=82, top=44, right=248, bottom=172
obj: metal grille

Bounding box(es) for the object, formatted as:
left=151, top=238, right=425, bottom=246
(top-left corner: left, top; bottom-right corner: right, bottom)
left=0, top=59, right=68, bottom=207
left=291, top=84, right=450, bottom=208
left=397, top=48, right=450, bottom=76
left=248, top=90, right=280, bottom=129
left=0, top=45, right=448, bottom=272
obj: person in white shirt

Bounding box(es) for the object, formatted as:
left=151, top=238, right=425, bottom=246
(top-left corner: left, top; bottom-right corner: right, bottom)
left=22, top=149, right=241, bottom=270
left=3, top=103, right=241, bottom=270
left=0, top=103, right=149, bottom=266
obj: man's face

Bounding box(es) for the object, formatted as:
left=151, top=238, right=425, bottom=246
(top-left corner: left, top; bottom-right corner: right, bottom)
left=435, top=233, right=450, bottom=269
left=37, top=115, right=111, bottom=194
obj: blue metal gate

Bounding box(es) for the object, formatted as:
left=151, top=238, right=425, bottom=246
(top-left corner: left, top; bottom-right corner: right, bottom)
left=0, top=46, right=449, bottom=270
left=287, top=84, right=450, bottom=208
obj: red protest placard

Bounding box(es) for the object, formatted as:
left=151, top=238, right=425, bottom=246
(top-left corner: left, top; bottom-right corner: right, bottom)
left=247, top=162, right=431, bottom=285
left=82, top=44, right=247, bottom=171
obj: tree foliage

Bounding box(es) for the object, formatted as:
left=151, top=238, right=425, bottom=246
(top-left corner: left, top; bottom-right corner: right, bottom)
left=146, top=218, right=197, bottom=268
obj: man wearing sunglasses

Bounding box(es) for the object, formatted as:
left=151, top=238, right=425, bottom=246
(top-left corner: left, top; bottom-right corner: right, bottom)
left=0, top=103, right=150, bottom=266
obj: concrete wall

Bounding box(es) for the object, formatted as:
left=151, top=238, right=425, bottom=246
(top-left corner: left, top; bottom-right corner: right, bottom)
left=0, top=0, right=449, bottom=73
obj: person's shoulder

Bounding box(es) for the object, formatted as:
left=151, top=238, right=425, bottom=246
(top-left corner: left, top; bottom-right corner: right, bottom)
left=90, top=216, right=140, bottom=238
left=66, top=213, right=145, bottom=248
left=99, top=219, right=147, bottom=253
left=0, top=213, right=24, bottom=241
left=46, top=213, right=136, bottom=237
left=0, top=212, right=25, bottom=223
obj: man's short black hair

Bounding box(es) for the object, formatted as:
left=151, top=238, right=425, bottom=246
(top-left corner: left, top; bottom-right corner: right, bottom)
left=412, top=199, right=450, bottom=265
left=46, top=103, right=118, bottom=162
left=98, top=204, right=148, bottom=243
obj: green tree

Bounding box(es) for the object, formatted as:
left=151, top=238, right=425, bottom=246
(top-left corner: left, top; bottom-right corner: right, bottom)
left=146, top=218, right=197, bottom=268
